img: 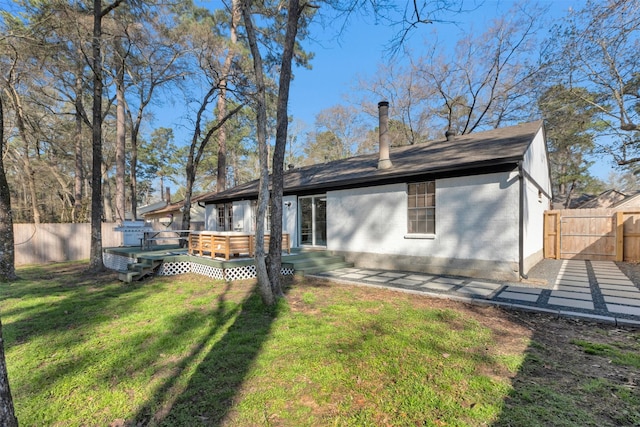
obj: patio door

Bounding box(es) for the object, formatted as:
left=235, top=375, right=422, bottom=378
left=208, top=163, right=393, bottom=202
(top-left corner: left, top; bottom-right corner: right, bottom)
left=299, top=195, right=326, bottom=247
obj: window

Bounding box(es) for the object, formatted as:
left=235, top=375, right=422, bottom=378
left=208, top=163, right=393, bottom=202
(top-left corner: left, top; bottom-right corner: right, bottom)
left=217, top=203, right=233, bottom=231
left=407, top=181, right=435, bottom=234
left=217, top=206, right=226, bottom=230
left=227, top=204, right=233, bottom=230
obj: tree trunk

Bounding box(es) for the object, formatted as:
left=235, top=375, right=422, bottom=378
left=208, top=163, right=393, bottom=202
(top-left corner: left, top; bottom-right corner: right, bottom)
left=216, top=0, right=240, bottom=194
left=129, top=120, right=139, bottom=221
left=267, top=0, right=303, bottom=298
left=0, top=95, right=16, bottom=282
left=0, top=319, right=17, bottom=427
left=89, top=0, right=105, bottom=271
left=102, top=161, right=114, bottom=222
left=115, top=41, right=127, bottom=225
left=242, top=0, right=275, bottom=305
left=73, top=68, right=84, bottom=223
left=0, top=92, right=18, bottom=427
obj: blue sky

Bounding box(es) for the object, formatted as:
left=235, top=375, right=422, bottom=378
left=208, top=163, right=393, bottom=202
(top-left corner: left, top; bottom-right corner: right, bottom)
left=189, top=1, right=615, bottom=182
left=283, top=0, right=616, bottom=181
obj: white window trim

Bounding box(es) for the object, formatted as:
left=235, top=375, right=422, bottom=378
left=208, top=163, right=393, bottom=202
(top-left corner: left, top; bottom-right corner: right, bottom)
left=406, top=181, right=436, bottom=236
left=404, top=233, right=436, bottom=240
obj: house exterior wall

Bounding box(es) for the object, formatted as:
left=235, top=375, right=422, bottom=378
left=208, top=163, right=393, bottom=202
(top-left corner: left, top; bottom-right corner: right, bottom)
left=522, top=127, right=552, bottom=272
left=204, top=198, right=297, bottom=239
left=328, top=171, right=522, bottom=280
left=205, top=204, right=217, bottom=230
left=327, top=171, right=519, bottom=279
left=232, top=200, right=253, bottom=231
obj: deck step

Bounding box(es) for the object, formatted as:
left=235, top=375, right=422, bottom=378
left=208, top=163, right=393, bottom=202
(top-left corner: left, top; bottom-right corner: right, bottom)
left=118, top=270, right=139, bottom=283
left=118, top=259, right=162, bottom=283
left=283, top=251, right=353, bottom=276
left=287, top=256, right=348, bottom=269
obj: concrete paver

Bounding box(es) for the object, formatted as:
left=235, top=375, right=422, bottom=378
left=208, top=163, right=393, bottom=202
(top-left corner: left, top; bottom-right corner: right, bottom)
left=548, top=297, right=594, bottom=310
left=606, top=305, right=640, bottom=316
left=554, top=285, right=591, bottom=293
left=604, top=296, right=640, bottom=307
left=503, top=286, right=543, bottom=295
left=390, top=278, right=422, bottom=286
left=420, top=282, right=456, bottom=291
left=498, top=291, right=540, bottom=302
left=549, top=290, right=593, bottom=300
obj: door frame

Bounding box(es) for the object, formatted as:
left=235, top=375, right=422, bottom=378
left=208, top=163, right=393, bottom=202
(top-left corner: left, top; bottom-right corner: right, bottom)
left=298, top=194, right=327, bottom=247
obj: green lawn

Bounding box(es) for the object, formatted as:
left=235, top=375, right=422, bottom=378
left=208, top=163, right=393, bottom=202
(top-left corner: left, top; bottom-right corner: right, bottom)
left=1, top=262, right=638, bottom=426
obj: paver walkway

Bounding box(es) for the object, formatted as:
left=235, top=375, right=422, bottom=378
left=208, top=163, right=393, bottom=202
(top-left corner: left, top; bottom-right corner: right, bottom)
left=313, top=260, right=640, bottom=326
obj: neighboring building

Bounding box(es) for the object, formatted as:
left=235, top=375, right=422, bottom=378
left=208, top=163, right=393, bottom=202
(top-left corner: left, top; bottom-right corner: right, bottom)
left=575, top=189, right=627, bottom=209
left=200, top=104, right=552, bottom=281
left=143, top=192, right=211, bottom=231
left=611, top=191, right=640, bottom=210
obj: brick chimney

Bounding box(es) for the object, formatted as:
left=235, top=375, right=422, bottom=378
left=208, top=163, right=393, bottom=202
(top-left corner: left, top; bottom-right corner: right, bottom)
left=378, top=101, right=392, bottom=170
left=165, top=187, right=171, bottom=204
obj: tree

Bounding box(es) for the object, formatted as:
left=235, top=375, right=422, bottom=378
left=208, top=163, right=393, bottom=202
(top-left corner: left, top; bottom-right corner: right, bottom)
left=548, top=0, right=640, bottom=167
left=538, top=84, right=601, bottom=206
left=301, top=104, right=370, bottom=163
left=114, top=4, right=189, bottom=220
left=357, top=2, right=544, bottom=139
left=241, top=0, right=274, bottom=304
left=89, top=0, right=124, bottom=272
left=303, top=130, right=344, bottom=164
left=215, top=0, right=241, bottom=193
left=176, top=4, right=246, bottom=232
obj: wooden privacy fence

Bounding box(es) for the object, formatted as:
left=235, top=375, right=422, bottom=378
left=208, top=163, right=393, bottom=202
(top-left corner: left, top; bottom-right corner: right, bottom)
left=13, top=223, right=121, bottom=266
left=544, top=209, right=640, bottom=261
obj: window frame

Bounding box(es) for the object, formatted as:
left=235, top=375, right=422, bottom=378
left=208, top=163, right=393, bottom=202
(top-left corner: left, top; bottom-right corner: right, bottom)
left=406, top=181, right=436, bottom=238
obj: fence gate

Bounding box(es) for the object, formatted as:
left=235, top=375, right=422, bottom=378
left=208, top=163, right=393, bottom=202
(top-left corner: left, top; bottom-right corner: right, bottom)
left=544, top=209, right=640, bottom=261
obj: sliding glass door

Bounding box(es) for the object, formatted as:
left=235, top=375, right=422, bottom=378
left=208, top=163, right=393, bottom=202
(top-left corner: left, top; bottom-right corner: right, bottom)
left=299, top=195, right=326, bottom=247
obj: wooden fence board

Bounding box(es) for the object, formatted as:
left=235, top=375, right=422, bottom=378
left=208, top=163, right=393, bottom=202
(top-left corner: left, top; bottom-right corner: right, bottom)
left=544, top=209, right=640, bottom=261
left=13, top=223, right=121, bottom=266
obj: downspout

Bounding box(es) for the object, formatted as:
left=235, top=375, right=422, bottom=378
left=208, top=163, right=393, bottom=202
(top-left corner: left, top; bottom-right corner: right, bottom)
left=518, top=161, right=528, bottom=280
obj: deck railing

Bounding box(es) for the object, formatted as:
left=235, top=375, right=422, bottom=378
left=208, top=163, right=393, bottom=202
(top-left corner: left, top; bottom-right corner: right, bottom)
left=188, top=231, right=290, bottom=260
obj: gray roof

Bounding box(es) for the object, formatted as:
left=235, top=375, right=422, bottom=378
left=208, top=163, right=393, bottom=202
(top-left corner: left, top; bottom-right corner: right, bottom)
left=203, top=120, right=544, bottom=204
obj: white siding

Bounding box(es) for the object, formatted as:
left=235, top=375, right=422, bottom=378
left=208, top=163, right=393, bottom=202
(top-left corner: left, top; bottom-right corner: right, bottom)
left=204, top=204, right=217, bottom=230
left=522, top=126, right=552, bottom=269
left=328, top=171, right=520, bottom=263
left=522, top=127, right=552, bottom=198
left=283, top=195, right=298, bottom=245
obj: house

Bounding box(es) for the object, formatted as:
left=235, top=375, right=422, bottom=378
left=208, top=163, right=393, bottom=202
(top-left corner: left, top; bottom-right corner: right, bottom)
left=200, top=103, right=552, bottom=281
left=143, top=192, right=211, bottom=231
left=611, top=191, right=640, bottom=210
left=574, top=189, right=627, bottom=209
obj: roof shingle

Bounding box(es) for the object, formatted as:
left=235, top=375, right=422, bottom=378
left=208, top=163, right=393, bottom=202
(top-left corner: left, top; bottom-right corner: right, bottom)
left=202, top=120, right=543, bottom=203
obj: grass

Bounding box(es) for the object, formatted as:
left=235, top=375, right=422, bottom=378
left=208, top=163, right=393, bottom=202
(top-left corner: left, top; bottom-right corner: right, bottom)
left=1, top=261, right=639, bottom=426
left=572, top=339, right=640, bottom=368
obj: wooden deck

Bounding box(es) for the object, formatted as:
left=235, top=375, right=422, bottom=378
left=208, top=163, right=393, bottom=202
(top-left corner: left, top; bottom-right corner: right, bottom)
left=103, top=245, right=351, bottom=282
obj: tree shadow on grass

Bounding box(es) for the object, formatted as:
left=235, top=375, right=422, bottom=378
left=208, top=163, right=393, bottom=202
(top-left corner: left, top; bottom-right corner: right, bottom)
left=130, top=281, right=285, bottom=426
left=1, top=262, right=156, bottom=346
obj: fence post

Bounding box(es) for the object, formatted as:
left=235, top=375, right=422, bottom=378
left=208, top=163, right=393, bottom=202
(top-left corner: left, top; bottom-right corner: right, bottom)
left=555, top=213, right=561, bottom=259
left=616, top=211, right=624, bottom=262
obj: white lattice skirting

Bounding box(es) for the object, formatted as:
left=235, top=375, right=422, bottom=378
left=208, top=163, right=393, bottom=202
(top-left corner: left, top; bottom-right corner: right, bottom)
left=105, top=251, right=294, bottom=281
left=104, top=252, right=133, bottom=271
left=157, top=261, right=294, bottom=281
